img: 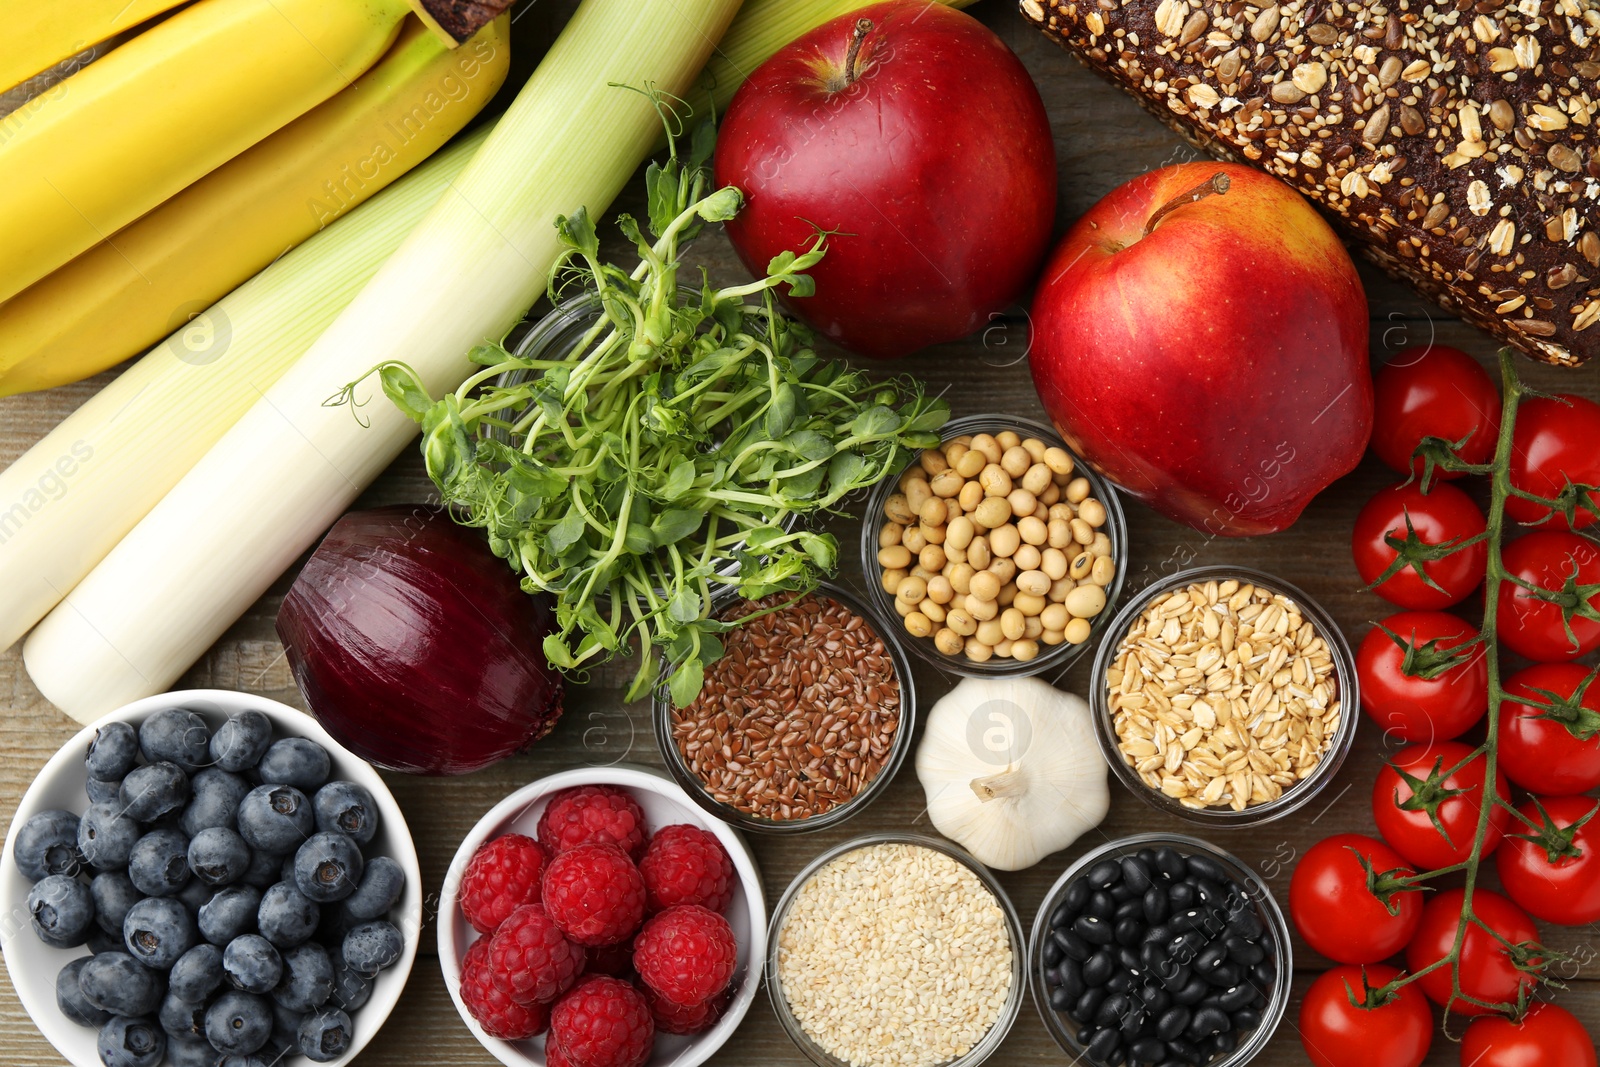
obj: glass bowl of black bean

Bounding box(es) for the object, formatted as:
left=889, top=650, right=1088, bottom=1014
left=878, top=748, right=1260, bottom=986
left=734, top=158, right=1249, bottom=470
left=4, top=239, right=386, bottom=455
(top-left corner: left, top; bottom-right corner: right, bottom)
left=1028, top=833, right=1292, bottom=1067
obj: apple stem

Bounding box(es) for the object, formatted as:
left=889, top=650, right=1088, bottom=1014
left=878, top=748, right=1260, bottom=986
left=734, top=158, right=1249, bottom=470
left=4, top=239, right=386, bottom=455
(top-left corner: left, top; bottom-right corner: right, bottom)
left=1142, top=172, right=1231, bottom=237
left=844, top=19, right=873, bottom=86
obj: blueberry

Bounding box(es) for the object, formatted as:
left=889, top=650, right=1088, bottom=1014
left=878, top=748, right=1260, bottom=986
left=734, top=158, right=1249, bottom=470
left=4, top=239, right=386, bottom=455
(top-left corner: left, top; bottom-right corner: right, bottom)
left=87, top=925, right=126, bottom=955
left=343, top=856, right=405, bottom=921
left=92, top=870, right=140, bottom=940
left=281, top=853, right=298, bottom=883
left=176, top=877, right=214, bottom=916
left=139, top=707, right=212, bottom=771
left=169, top=943, right=226, bottom=1002
left=79, top=952, right=165, bottom=1017
left=274, top=942, right=335, bottom=1012
left=181, top=768, right=251, bottom=837
left=271, top=1001, right=307, bottom=1050
left=128, top=828, right=191, bottom=897
left=78, top=803, right=141, bottom=870
left=225, top=934, right=283, bottom=994
left=218, top=1058, right=272, bottom=1067
left=341, top=920, right=402, bottom=976
left=238, top=849, right=285, bottom=891
left=298, top=1008, right=352, bottom=1062
left=210, top=710, right=273, bottom=773
left=120, top=762, right=191, bottom=823
left=312, top=782, right=378, bottom=845
left=258, top=881, right=320, bottom=948
left=98, top=1015, right=166, bottom=1067
left=167, top=1036, right=222, bottom=1067
left=29, top=874, right=94, bottom=947
left=237, top=785, right=313, bottom=854
left=86, top=777, right=124, bottom=805
left=257, top=738, right=330, bottom=791
left=199, top=884, right=262, bottom=945
left=206, top=991, right=273, bottom=1056
left=124, top=896, right=197, bottom=971
left=293, top=832, right=364, bottom=904
left=13, top=809, right=83, bottom=880
left=190, top=826, right=252, bottom=886
left=57, top=957, right=113, bottom=1029
left=329, top=955, right=371, bottom=1012
left=86, top=721, right=141, bottom=780
left=159, top=991, right=209, bottom=1039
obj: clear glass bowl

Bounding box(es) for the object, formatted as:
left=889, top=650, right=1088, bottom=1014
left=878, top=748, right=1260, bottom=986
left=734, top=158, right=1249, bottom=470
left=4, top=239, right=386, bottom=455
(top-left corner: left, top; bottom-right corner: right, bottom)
left=858, top=413, right=1128, bottom=680
left=651, top=580, right=917, bottom=835
left=1028, top=833, right=1293, bottom=1067
left=1089, top=565, right=1360, bottom=828
left=767, top=832, right=1026, bottom=1067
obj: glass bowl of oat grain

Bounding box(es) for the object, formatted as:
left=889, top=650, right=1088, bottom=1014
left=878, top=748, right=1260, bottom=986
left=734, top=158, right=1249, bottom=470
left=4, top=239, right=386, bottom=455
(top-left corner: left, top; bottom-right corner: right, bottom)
left=767, top=833, right=1025, bottom=1067
left=1089, top=566, right=1359, bottom=828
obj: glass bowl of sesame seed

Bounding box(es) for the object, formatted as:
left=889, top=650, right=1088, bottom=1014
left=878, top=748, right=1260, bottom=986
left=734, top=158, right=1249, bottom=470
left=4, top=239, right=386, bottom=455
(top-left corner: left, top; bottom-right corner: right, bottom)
left=1089, top=565, right=1360, bottom=828
left=651, top=580, right=918, bottom=835
left=766, top=832, right=1026, bottom=1067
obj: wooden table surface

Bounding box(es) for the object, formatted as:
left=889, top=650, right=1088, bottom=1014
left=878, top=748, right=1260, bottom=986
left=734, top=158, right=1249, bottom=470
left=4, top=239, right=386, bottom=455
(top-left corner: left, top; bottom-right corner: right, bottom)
left=3, top=2, right=1598, bottom=1065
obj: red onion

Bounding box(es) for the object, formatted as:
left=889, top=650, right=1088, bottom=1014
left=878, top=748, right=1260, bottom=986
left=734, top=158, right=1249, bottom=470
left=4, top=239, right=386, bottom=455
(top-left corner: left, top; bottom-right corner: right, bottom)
left=277, top=505, right=564, bottom=775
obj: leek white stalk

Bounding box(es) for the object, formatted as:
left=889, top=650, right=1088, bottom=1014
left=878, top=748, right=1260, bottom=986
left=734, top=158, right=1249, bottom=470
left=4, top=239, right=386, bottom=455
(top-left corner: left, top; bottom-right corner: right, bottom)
left=24, top=0, right=744, bottom=723
left=0, top=126, right=486, bottom=657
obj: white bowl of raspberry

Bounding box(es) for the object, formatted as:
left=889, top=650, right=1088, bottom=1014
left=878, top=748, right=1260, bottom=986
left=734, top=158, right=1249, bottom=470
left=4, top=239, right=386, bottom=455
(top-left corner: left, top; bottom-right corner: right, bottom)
left=439, top=764, right=766, bottom=1067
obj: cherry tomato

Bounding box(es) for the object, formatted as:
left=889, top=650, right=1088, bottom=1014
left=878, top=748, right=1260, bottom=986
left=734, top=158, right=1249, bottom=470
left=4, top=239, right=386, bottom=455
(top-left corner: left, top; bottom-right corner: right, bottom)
left=1299, top=963, right=1433, bottom=1067
left=1506, top=394, right=1600, bottom=529
left=1372, top=741, right=1510, bottom=871
left=1357, top=611, right=1487, bottom=744
left=1495, top=795, right=1600, bottom=926
left=1372, top=345, right=1500, bottom=480
left=1290, top=834, right=1424, bottom=964
left=1405, top=888, right=1540, bottom=1016
left=1497, top=663, right=1600, bottom=795
left=1353, top=482, right=1487, bottom=609
left=1496, top=531, right=1600, bottom=662
left=1461, top=1002, right=1598, bottom=1067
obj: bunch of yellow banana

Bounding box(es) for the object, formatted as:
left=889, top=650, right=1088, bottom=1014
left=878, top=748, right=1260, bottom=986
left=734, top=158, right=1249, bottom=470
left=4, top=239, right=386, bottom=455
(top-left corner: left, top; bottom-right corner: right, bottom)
left=0, top=0, right=511, bottom=394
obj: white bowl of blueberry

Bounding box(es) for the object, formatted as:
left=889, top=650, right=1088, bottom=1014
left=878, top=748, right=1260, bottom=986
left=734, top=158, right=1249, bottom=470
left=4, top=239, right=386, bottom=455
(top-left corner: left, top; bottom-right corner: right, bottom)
left=0, top=689, right=423, bottom=1067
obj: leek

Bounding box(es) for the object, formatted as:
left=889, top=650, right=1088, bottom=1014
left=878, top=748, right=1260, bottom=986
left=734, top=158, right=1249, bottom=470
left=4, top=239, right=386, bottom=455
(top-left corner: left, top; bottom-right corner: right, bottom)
left=24, top=0, right=744, bottom=723
left=0, top=126, right=488, bottom=657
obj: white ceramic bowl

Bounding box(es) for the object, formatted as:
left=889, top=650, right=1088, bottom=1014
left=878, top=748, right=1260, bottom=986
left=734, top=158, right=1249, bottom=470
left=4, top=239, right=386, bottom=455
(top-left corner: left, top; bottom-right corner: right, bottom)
left=0, top=689, right=423, bottom=1067
left=439, top=765, right=767, bottom=1067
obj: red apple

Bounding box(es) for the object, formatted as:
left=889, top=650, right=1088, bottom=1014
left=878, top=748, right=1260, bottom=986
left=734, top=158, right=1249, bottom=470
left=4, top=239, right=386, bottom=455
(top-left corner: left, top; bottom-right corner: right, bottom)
left=1029, top=162, right=1372, bottom=535
left=714, top=1, right=1055, bottom=359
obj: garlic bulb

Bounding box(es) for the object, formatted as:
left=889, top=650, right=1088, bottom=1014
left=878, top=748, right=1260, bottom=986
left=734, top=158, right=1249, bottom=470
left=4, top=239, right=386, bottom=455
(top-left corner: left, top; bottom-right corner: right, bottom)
left=915, top=676, right=1109, bottom=871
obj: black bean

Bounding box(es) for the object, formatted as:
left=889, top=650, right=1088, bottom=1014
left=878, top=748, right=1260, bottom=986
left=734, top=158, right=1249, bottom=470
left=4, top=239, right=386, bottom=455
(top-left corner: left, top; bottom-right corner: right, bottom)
left=1144, top=923, right=1172, bottom=946
left=1194, top=942, right=1229, bottom=976
left=1233, top=1007, right=1262, bottom=1031
left=1083, top=949, right=1117, bottom=986
left=1203, top=962, right=1242, bottom=988
left=1086, top=859, right=1122, bottom=889
left=1076, top=915, right=1115, bottom=945
left=1137, top=848, right=1159, bottom=869
left=1064, top=877, right=1091, bottom=915
left=1087, top=1025, right=1123, bottom=1064
left=1108, top=969, right=1136, bottom=994
left=1155, top=847, right=1186, bottom=880
left=1228, top=908, right=1263, bottom=938
left=1054, top=928, right=1093, bottom=961
left=1117, top=945, right=1142, bottom=972
left=1140, top=942, right=1167, bottom=973
left=1111, top=881, right=1136, bottom=903
left=1174, top=976, right=1209, bottom=1006
left=1167, top=883, right=1197, bottom=910
left=1165, top=1037, right=1203, bottom=1065
left=1119, top=1005, right=1147, bottom=1042
left=1174, top=907, right=1223, bottom=937
left=1225, top=934, right=1264, bottom=966
left=1143, top=885, right=1169, bottom=925
left=1115, top=917, right=1143, bottom=947
left=1155, top=1006, right=1190, bottom=1041
left=1156, top=961, right=1191, bottom=992
left=1185, top=854, right=1227, bottom=883
left=1250, top=961, right=1276, bottom=987
left=1203, top=1029, right=1239, bottom=1057
left=1103, top=992, right=1136, bottom=1027
left=1170, top=929, right=1207, bottom=960
left=1130, top=1036, right=1167, bottom=1065
left=1115, top=898, right=1144, bottom=922
left=1072, top=986, right=1106, bottom=1023
left=1137, top=983, right=1170, bottom=1014
left=1044, top=937, right=1064, bottom=966
left=1216, top=983, right=1256, bottom=1012
left=1186, top=1006, right=1231, bottom=1040
left=1049, top=984, right=1076, bottom=1011
left=1052, top=901, right=1078, bottom=930
left=1087, top=890, right=1117, bottom=920
left=1194, top=877, right=1225, bottom=905
left=1120, top=856, right=1153, bottom=894
left=1078, top=1024, right=1097, bottom=1045
left=1057, top=958, right=1085, bottom=1000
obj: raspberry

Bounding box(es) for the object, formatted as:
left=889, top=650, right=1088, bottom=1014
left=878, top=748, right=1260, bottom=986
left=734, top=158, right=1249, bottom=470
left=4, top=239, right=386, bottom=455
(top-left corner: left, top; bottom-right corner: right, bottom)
left=632, top=905, right=737, bottom=1008
left=542, top=843, right=646, bottom=946
left=545, top=1035, right=575, bottom=1067
left=638, top=824, right=734, bottom=914
left=458, top=935, right=550, bottom=1040
left=581, top=940, right=634, bottom=979
left=487, top=904, right=585, bottom=1004
left=537, top=786, right=649, bottom=859
left=460, top=834, right=548, bottom=934
left=548, top=976, right=654, bottom=1067
left=645, top=985, right=730, bottom=1035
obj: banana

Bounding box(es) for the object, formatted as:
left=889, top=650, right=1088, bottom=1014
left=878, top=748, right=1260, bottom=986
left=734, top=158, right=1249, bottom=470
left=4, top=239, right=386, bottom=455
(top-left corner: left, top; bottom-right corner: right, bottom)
left=0, top=16, right=510, bottom=397
left=0, top=0, right=185, bottom=95
left=0, top=0, right=420, bottom=305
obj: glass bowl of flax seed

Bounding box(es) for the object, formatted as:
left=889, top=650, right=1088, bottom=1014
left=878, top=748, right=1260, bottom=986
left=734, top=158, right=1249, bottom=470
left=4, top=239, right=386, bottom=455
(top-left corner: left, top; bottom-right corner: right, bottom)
left=652, top=580, right=917, bottom=834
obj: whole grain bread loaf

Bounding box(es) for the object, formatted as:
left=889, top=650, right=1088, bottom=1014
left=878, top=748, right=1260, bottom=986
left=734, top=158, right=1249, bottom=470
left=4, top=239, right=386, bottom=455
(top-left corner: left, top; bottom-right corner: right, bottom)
left=1023, top=0, right=1600, bottom=365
